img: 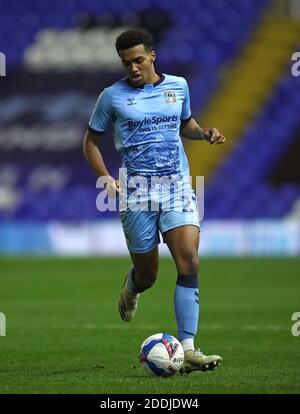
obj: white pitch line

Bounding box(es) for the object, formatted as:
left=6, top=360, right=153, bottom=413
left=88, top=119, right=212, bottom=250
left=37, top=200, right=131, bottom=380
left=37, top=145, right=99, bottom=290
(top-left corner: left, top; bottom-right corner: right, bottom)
left=52, top=323, right=287, bottom=332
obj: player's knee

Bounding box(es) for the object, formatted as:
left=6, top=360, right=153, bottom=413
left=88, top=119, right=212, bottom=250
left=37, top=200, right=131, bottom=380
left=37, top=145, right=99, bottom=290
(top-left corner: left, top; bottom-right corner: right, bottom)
left=178, top=252, right=199, bottom=275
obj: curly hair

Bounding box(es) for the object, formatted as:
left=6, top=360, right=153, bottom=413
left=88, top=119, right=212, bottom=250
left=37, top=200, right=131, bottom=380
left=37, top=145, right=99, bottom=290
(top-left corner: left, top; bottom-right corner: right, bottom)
left=115, top=29, right=154, bottom=53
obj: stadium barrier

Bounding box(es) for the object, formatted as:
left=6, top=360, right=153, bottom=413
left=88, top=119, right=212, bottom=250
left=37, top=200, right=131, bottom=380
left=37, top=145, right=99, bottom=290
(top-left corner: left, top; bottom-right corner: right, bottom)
left=0, top=220, right=299, bottom=256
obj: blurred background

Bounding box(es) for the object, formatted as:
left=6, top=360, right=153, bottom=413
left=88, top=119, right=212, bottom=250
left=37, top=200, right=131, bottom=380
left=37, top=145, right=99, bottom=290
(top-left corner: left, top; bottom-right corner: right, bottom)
left=0, top=0, right=299, bottom=256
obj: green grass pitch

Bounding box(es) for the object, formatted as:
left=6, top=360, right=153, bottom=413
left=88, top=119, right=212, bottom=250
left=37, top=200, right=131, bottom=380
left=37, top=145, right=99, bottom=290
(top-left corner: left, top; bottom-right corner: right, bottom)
left=0, top=256, right=299, bottom=394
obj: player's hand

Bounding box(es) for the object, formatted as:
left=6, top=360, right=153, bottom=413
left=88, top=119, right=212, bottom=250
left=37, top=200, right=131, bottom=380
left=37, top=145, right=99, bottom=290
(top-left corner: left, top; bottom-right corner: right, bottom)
left=102, top=176, right=120, bottom=198
left=202, top=128, right=226, bottom=145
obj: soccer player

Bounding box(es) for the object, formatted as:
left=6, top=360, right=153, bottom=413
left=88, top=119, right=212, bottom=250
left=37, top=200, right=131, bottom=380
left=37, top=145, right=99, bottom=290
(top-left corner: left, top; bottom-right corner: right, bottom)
left=83, top=29, right=225, bottom=374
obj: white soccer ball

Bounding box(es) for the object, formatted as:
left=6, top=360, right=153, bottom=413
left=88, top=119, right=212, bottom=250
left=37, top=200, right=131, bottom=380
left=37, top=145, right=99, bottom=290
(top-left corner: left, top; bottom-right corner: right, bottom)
left=139, top=333, right=184, bottom=377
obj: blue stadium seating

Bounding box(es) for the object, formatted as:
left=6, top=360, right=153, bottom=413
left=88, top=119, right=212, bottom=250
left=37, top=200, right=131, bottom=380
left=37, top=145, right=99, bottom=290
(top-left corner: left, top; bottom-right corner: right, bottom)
left=4, top=0, right=295, bottom=222
left=0, top=0, right=267, bottom=66
left=205, top=68, right=300, bottom=219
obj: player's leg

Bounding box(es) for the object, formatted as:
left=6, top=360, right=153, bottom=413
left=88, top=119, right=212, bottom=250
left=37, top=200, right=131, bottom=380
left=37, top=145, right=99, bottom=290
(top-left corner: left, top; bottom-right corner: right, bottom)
left=129, top=248, right=159, bottom=292
left=164, top=224, right=200, bottom=350
left=118, top=248, right=159, bottom=322
left=164, top=224, right=223, bottom=373
left=118, top=210, right=160, bottom=322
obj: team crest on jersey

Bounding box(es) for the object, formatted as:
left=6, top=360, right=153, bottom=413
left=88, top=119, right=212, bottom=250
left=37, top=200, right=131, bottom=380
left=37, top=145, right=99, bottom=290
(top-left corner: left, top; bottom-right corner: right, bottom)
left=164, top=90, right=177, bottom=104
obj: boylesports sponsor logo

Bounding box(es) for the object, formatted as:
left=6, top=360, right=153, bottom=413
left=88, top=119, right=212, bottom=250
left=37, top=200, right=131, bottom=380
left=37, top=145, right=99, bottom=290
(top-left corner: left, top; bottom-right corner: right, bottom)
left=127, top=115, right=178, bottom=130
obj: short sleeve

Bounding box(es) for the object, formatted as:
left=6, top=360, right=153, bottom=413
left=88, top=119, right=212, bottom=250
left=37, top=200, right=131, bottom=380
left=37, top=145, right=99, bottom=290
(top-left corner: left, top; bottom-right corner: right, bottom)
left=181, top=78, right=192, bottom=121
left=89, top=88, right=114, bottom=133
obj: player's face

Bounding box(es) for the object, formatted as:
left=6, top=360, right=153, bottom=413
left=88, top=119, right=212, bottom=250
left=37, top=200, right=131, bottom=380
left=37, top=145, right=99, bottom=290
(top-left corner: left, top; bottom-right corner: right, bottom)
left=119, top=44, right=156, bottom=87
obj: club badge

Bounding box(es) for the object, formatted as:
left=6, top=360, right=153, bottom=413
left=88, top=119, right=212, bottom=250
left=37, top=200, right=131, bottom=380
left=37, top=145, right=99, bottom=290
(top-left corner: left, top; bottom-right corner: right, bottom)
left=164, top=90, right=177, bottom=103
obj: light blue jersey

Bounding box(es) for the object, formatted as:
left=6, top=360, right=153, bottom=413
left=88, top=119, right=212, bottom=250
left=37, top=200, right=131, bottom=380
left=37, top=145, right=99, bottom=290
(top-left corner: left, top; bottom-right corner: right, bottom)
left=89, top=74, right=192, bottom=178
left=89, top=74, right=199, bottom=253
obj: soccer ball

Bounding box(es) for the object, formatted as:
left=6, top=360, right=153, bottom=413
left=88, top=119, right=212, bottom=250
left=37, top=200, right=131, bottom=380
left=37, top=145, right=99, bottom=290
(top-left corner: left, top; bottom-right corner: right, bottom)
left=139, top=333, right=184, bottom=377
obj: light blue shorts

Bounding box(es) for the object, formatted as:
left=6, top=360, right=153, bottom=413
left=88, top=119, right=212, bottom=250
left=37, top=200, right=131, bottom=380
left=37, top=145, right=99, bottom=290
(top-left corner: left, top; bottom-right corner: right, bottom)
left=120, top=203, right=200, bottom=253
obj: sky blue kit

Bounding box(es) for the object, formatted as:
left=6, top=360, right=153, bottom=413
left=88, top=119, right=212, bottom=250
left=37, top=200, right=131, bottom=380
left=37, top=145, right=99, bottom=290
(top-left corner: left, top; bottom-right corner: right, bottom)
left=89, top=74, right=200, bottom=252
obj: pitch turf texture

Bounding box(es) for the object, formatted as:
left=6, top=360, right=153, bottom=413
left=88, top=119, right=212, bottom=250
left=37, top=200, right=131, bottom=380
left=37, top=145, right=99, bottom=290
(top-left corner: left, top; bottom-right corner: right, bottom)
left=0, top=257, right=299, bottom=394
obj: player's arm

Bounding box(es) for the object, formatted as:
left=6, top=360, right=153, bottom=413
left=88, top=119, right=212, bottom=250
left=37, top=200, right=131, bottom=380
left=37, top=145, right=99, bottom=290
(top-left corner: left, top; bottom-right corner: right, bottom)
left=180, top=117, right=225, bottom=145
left=82, top=128, right=120, bottom=196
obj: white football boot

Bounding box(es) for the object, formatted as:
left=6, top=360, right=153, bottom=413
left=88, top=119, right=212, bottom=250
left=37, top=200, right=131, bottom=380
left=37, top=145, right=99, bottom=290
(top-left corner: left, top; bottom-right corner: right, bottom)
left=180, top=349, right=223, bottom=374
left=118, top=276, right=140, bottom=322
